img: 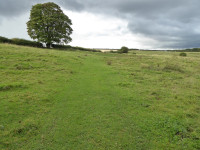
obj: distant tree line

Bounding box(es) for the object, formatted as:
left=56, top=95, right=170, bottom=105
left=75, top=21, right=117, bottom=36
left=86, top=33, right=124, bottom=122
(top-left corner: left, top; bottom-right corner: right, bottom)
left=177, top=48, right=200, bottom=52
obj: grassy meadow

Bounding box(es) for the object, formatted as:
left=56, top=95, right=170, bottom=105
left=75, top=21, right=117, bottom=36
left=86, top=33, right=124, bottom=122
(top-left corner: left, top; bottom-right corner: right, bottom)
left=0, top=44, right=200, bottom=149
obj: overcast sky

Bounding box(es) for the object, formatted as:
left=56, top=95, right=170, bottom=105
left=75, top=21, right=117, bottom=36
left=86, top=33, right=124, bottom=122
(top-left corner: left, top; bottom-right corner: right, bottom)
left=0, top=0, right=200, bottom=49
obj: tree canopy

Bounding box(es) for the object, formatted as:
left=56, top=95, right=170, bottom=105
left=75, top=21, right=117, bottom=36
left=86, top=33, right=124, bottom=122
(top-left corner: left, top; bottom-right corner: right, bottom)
left=27, top=2, right=73, bottom=48
left=119, top=46, right=129, bottom=53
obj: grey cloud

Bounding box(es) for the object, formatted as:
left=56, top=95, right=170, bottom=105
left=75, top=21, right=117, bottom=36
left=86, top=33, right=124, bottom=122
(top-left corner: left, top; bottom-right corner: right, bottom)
left=57, top=0, right=84, bottom=11
left=58, top=0, right=200, bottom=48
left=0, top=0, right=32, bottom=17
left=1, top=0, right=200, bottom=48
left=0, top=0, right=50, bottom=18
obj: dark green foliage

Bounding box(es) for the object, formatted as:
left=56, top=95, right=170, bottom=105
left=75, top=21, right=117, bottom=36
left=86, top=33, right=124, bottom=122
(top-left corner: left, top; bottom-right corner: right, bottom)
left=0, top=36, right=12, bottom=43
left=0, top=37, right=100, bottom=52
left=52, top=44, right=101, bottom=52
left=52, top=44, right=72, bottom=49
left=118, top=46, right=129, bottom=53
left=0, top=36, right=43, bottom=47
left=74, top=46, right=101, bottom=52
left=178, top=48, right=200, bottom=52
left=11, top=38, right=43, bottom=48
left=179, top=52, right=187, bottom=57
left=27, top=2, right=73, bottom=48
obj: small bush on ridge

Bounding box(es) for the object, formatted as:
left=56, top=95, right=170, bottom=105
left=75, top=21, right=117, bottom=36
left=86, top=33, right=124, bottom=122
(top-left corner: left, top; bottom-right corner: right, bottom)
left=118, top=46, right=129, bottom=53
left=180, top=52, right=187, bottom=57
left=52, top=44, right=72, bottom=49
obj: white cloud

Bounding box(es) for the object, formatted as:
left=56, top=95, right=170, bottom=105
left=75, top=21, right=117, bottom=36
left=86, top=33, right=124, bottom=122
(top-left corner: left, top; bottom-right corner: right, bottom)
left=64, top=10, right=156, bottom=49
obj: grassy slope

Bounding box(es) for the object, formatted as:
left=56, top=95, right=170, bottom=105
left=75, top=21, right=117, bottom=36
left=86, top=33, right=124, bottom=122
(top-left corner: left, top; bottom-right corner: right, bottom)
left=0, top=44, right=199, bottom=149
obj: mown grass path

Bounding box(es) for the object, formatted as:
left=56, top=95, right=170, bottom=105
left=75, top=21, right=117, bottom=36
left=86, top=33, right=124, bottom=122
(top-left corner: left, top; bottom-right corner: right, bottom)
left=23, top=56, right=143, bottom=149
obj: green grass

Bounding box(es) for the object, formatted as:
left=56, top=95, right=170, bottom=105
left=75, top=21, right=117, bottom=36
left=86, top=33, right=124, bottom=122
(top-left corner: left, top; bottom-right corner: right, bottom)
left=0, top=44, right=200, bottom=149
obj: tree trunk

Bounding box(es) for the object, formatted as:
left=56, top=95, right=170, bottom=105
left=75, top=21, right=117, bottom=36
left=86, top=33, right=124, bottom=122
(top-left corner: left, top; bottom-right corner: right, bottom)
left=46, top=42, right=51, bottom=48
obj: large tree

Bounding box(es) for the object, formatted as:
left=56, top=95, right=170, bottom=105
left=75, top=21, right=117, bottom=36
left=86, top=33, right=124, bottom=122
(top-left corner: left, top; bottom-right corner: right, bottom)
left=27, top=2, right=73, bottom=48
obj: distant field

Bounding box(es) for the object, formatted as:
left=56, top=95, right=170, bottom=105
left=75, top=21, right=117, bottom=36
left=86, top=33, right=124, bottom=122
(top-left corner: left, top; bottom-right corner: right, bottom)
left=0, top=44, right=199, bottom=150
left=99, top=49, right=118, bottom=52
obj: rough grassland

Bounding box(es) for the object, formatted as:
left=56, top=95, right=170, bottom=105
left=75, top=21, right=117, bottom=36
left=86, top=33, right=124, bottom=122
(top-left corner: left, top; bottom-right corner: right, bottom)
left=0, top=44, right=200, bottom=150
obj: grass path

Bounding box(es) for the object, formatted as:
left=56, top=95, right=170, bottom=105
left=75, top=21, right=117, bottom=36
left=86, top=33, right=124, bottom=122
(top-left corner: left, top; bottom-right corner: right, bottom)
left=22, top=56, right=143, bottom=149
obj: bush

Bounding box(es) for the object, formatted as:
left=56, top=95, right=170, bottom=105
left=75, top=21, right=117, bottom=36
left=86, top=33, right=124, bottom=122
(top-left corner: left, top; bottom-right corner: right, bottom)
left=52, top=44, right=101, bottom=52
left=118, top=46, right=129, bottom=53
left=52, top=44, right=72, bottom=50
left=179, top=52, right=187, bottom=57
left=11, top=38, right=43, bottom=48
left=0, top=36, right=12, bottom=43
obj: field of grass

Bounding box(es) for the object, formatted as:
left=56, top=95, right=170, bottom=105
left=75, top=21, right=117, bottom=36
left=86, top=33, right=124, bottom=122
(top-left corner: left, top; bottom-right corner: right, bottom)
left=0, top=44, right=200, bottom=149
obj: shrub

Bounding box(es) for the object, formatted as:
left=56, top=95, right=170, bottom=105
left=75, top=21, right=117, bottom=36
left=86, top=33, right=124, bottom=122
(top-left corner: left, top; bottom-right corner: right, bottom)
left=52, top=45, right=101, bottom=52
left=179, top=52, right=187, bottom=57
left=52, top=44, right=72, bottom=50
left=11, top=38, right=43, bottom=48
left=118, top=46, right=129, bottom=53
left=0, top=36, right=12, bottom=43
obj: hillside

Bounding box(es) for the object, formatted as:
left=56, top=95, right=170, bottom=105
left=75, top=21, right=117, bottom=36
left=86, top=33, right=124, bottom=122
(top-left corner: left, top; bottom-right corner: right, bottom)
left=0, top=44, right=199, bottom=149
